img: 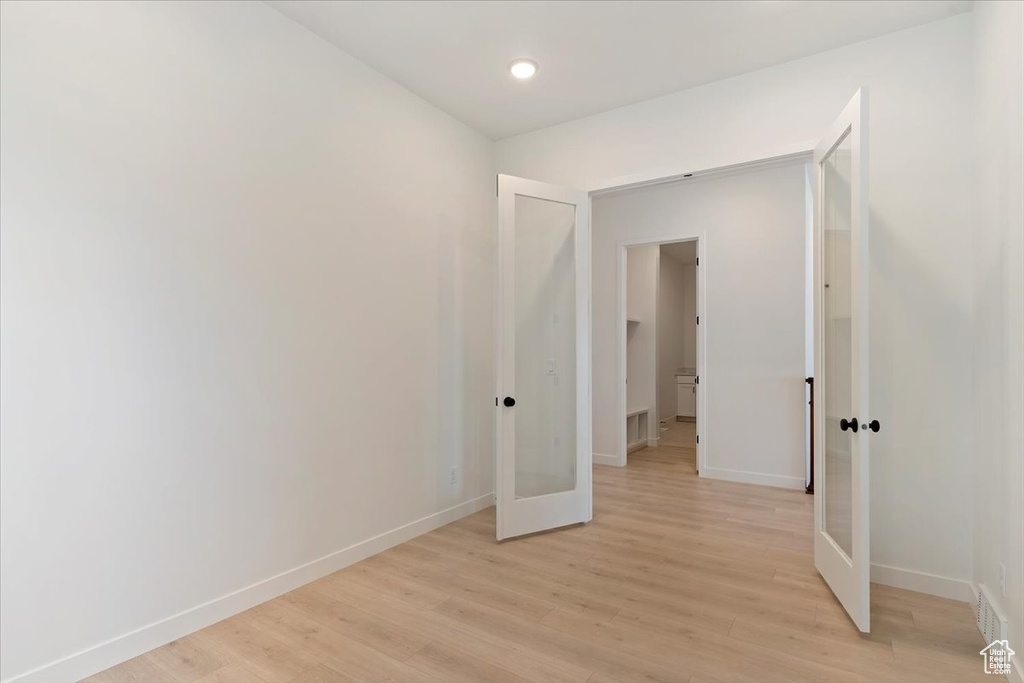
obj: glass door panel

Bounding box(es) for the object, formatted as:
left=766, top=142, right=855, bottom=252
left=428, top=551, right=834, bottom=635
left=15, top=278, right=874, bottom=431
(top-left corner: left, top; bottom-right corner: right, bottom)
left=822, top=129, right=854, bottom=559
left=514, top=195, right=577, bottom=499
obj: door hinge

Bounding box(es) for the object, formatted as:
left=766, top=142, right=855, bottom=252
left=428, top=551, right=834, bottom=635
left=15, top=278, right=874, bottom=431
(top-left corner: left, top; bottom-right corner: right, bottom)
left=696, top=257, right=699, bottom=266
left=695, top=375, right=699, bottom=385
left=696, top=434, right=700, bottom=444
left=495, top=397, right=498, bottom=406
left=696, top=315, right=699, bottom=325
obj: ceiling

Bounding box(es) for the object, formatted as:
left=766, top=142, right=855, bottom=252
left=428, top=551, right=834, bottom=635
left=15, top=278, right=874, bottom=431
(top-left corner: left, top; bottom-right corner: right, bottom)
left=267, top=0, right=971, bottom=140
left=661, top=240, right=697, bottom=265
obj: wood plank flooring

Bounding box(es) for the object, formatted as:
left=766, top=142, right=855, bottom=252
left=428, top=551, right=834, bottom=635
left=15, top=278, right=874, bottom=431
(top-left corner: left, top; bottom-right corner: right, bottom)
left=85, top=425, right=988, bottom=682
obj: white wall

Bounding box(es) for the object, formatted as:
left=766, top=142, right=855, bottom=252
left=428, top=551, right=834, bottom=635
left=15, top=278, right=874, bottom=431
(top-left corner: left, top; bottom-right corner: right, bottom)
left=657, top=248, right=696, bottom=421
left=625, top=246, right=658, bottom=422
left=0, top=2, right=494, bottom=681
left=497, top=14, right=975, bottom=591
left=597, top=163, right=807, bottom=486
left=972, top=0, right=1024, bottom=672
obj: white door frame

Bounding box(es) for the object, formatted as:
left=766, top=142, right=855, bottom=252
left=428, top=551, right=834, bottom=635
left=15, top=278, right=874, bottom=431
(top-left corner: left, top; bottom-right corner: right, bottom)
left=589, top=151, right=813, bottom=471
left=613, top=234, right=706, bottom=469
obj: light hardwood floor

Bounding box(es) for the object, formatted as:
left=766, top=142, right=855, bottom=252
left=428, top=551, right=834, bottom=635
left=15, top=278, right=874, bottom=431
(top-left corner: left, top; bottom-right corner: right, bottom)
left=657, top=418, right=697, bottom=449
left=85, top=428, right=988, bottom=683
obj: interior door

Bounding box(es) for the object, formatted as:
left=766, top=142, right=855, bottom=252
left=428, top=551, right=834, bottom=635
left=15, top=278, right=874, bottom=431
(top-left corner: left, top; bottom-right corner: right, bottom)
left=496, top=174, right=592, bottom=541
left=813, top=89, right=871, bottom=631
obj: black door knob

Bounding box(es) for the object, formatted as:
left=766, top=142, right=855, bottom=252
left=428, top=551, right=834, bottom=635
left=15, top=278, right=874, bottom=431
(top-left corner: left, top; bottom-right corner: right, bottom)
left=867, top=419, right=880, bottom=433
left=503, top=396, right=516, bottom=407
left=840, top=417, right=859, bottom=433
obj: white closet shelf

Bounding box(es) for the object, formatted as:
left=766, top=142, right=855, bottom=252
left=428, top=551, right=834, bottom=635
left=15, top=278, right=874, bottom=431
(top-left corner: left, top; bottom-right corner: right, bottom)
left=626, top=407, right=650, bottom=454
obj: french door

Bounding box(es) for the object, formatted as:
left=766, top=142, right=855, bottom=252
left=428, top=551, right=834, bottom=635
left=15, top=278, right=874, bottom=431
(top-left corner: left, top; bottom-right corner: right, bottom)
left=495, top=175, right=592, bottom=541
left=814, top=89, right=873, bottom=631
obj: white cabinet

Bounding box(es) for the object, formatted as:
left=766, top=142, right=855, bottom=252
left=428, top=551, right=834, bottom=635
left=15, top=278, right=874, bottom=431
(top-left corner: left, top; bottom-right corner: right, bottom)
left=676, top=374, right=696, bottom=418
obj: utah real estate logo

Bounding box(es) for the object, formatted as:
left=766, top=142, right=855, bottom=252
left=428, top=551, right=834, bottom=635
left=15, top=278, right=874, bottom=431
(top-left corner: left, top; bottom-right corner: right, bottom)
left=980, top=639, right=1015, bottom=676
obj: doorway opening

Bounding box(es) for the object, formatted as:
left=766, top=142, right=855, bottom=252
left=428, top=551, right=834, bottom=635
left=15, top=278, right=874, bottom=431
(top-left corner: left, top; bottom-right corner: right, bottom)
left=622, top=238, right=702, bottom=471
left=594, top=156, right=812, bottom=482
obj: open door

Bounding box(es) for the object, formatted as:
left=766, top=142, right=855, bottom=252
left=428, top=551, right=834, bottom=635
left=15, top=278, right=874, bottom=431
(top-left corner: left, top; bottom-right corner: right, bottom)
left=813, top=89, right=872, bottom=631
left=496, top=174, right=592, bottom=541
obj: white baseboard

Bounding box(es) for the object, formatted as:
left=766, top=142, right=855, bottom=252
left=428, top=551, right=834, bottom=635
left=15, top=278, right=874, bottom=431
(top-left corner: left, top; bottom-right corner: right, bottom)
left=4, top=493, right=495, bottom=683
left=701, top=466, right=804, bottom=490
left=647, top=437, right=660, bottom=448
left=1012, top=652, right=1024, bottom=683
left=594, top=452, right=623, bottom=467
left=870, top=563, right=973, bottom=602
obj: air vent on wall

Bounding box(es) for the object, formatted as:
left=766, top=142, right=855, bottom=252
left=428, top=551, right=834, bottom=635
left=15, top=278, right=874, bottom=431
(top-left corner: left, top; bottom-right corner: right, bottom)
left=976, top=584, right=1009, bottom=644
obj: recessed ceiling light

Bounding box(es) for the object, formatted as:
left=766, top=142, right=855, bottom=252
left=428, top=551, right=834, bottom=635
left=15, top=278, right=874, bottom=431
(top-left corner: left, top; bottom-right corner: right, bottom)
left=509, top=59, right=538, bottom=80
